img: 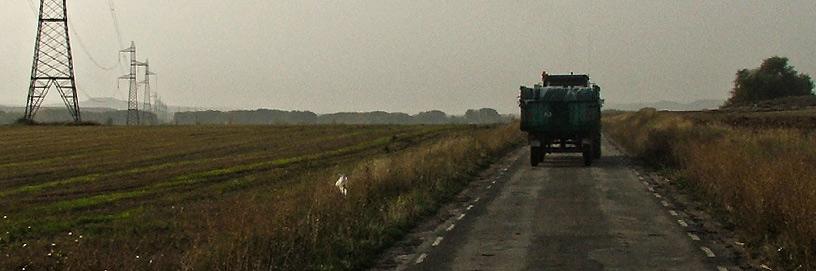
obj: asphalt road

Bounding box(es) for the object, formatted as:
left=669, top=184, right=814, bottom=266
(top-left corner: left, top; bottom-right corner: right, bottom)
left=407, top=137, right=718, bottom=271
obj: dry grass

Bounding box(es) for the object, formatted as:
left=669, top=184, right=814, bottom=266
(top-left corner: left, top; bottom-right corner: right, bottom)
left=0, top=124, right=523, bottom=270
left=604, top=109, right=816, bottom=269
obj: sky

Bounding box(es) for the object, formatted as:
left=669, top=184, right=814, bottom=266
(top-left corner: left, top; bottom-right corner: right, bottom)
left=1, top=0, right=815, bottom=114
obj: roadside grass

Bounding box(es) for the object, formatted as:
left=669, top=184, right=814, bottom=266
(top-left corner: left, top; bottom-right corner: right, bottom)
left=0, top=124, right=523, bottom=270
left=603, top=109, right=816, bottom=269
left=179, top=123, right=524, bottom=270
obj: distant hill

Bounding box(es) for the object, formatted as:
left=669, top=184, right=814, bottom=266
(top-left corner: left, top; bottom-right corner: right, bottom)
left=605, top=99, right=723, bottom=111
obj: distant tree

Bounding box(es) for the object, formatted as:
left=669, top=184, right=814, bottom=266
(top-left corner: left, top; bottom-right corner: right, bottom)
left=414, top=110, right=448, bottom=124
left=465, top=108, right=502, bottom=124
left=726, top=56, right=814, bottom=106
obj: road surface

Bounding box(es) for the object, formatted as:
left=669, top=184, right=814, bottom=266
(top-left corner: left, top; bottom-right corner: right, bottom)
left=407, top=137, right=719, bottom=271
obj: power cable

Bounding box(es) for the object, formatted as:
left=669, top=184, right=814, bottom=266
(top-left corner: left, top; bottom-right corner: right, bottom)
left=25, top=0, right=125, bottom=100
left=69, top=23, right=119, bottom=71
left=107, top=0, right=125, bottom=49
left=25, top=0, right=37, bottom=14
left=26, top=0, right=119, bottom=71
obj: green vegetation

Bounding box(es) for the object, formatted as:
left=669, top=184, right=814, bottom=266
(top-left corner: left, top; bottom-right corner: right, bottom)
left=604, top=109, right=816, bottom=269
left=726, top=56, right=814, bottom=107
left=173, top=108, right=510, bottom=125
left=0, top=124, right=523, bottom=270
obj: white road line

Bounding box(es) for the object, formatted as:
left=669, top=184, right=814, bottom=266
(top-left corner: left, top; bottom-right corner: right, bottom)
left=473, top=197, right=481, bottom=203
left=466, top=204, right=474, bottom=211
left=669, top=210, right=679, bottom=216
left=457, top=213, right=466, bottom=220
left=487, top=185, right=493, bottom=189
left=653, top=193, right=663, bottom=199
left=415, top=253, right=428, bottom=264
left=642, top=181, right=649, bottom=186
left=687, top=232, right=701, bottom=241
left=677, top=219, right=689, bottom=227
left=661, top=201, right=670, bottom=207
left=638, top=176, right=644, bottom=180
left=701, top=246, right=716, bottom=258
left=446, top=224, right=456, bottom=231
left=647, top=187, right=655, bottom=192
left=492, top=180, right=497, bottom=184
left=432, top=236, right=443, bottom=247
left=717, top=266, right=728, bottom=271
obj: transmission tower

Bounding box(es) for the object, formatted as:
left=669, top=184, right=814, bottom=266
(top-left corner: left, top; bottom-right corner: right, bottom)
left=25, top=0, right=81, bottom=122
left=140, top=59, right=156, bottom=116
left=119, top=41, right=146, bottom=125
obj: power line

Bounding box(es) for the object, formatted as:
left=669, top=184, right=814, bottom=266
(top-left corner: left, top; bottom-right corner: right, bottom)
left=107, top=0, right=125, bottom=49
left=26, top=0, right=120, bottom=71
left=69, top=23, right=119, bottom=71
left=25, top=0, right=37, bottom=13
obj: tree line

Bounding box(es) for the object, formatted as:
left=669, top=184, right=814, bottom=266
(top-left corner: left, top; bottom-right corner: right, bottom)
left=173, top=108, right=511, bottom=125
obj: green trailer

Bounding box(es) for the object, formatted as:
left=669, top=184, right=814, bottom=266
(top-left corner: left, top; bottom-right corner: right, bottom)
left=519, top=74, right=602, bottom=166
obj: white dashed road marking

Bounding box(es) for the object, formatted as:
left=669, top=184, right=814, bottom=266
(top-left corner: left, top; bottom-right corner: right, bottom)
left=446, top=224, right=455, bottom=231
left=661, top=201, right=670, bottom=207
left=677, top=219, right=689, bottom=227
left=717, top=266, right=728, bottom=271
left=466, top=205, right=474, bottom=211
left=473, top=197, right=481, bottom=203
left=457, top=213, right=466, bottom=220
left=687, top=232, right=701, bottom=241
left=653, top=193, right=662, bottom=199
left=700, top=246, right=716, bottom=258
left=432, top=237, right=443, bottom=247
left=415, top=253, right=428, bottom=264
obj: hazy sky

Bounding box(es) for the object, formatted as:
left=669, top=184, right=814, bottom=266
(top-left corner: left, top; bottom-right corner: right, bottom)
left=1, top=1, right=814, bottom=114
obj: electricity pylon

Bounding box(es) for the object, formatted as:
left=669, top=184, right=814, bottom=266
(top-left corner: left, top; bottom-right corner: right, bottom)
left=140, top=59, right=156, bottom=116
left=25, top=0, right=81, bottom=122
left=119, top=41, right=146, bottom=125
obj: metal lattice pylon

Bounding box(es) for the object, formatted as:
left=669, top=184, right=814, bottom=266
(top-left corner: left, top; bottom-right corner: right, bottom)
left=25, top=0, right=81, bottom=122
left=119, top=41, right=146, bottom=125
left=141, top=59, right=156, bottom=115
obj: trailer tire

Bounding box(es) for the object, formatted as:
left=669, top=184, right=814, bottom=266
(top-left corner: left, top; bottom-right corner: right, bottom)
left=582, top=143, right=593, bottom=166
left=593, top=137, right=602, bottom=159
left=530, top=146, right=542, bottom=166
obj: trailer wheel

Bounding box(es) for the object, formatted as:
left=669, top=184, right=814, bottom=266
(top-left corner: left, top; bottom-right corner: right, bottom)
left=531, top=146, right=542, bottom=166
left=593, top=137, right=602, bottom=159
left=582, top=143, right=593, bottom=166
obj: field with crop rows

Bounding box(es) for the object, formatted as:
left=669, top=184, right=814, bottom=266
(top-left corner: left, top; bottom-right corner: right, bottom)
left=0, top=124, right=523, bottom=270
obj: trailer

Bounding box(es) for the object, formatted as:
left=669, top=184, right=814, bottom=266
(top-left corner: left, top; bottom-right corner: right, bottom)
left=519, top=73, right=603, bottom=166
